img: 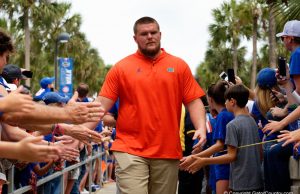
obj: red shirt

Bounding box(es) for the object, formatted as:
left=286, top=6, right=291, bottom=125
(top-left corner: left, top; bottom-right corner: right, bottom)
left=100, top=49, right=205, bottom=159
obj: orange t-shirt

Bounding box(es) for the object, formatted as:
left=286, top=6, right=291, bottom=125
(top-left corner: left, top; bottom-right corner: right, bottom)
left=100, top=49, right=205, bottom=159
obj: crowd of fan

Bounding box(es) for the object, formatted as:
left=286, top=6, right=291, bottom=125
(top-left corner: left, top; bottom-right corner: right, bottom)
left=178, top=20, right=300, bottom=193
left=0, top=29, right=116, bottom=194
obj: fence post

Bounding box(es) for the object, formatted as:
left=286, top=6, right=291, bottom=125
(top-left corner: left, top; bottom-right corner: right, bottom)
left=105, top=152, right=108, bottom=182
left=290, top=156, right=300, bottom=193
left=88, top=154, right=93, bottom=194
left=7, top=166, right=14, bottom=193
left=99, top=144, right=103, bottom=187
left=61, top=170, right=65, bottom=194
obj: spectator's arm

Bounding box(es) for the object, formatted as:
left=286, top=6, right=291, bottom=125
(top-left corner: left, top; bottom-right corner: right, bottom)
left=0, top=136, right=59, bottom=162
left=184, top=145, right=237, bottom=174
left=33, top=161, right=54, bottom=176
left=1, top=92, right=103, bottom=125
left=1, top=123, right=31, bottom=142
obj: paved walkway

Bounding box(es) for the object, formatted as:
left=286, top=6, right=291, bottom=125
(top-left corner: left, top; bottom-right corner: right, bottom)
left=95, top=182, right=116, bottom=194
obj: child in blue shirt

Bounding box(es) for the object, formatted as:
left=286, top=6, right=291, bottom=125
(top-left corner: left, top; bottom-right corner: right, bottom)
left=180, top=81, right=234, bottom=194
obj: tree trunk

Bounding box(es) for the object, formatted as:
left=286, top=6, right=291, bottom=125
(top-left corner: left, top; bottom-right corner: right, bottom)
left=24, top=6, right=31, bottom=87
left=268, top=3, right=277, bottom=68
left=251, top=13, right=258, bottom=90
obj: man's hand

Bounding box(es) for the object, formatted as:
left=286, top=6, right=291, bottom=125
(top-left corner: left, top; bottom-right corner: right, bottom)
left=278, top=129, right=300, bottom=147
left=15, top=136, right=60, bottom=162
left=192, top=129, right=206, bottom=151
left=269, top=107, right=288, bottom=118
left=0, top=86, right=34, bottom=113
left=262, top=120, right=284, bottom=135
left=53, top=140, right=79, bottom=161
left=179, top=155, right=197, bottom=170
left=186, top=156, right=206, bottom=174
left=63, top=124, right=103, bottom=144
left=64, top=92, right=105, bottom=124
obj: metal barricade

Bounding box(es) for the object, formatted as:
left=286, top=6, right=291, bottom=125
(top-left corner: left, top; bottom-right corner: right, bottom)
left=7, top=145, right=106, bottom=194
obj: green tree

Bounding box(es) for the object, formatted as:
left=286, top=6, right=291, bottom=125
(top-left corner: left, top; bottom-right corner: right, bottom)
left=0, top=1, right=107, bottom=94
left=208, top=0, right=252, bottom=74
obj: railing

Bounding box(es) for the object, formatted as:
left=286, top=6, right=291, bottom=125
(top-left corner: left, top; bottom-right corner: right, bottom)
left=7, top=146, right=107, bottom=194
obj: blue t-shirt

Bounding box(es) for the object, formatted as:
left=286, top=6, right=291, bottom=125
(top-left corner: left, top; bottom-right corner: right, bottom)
left=17, top=163, right=37, bottom=187
left=213, top=109, right=234, bottom=147
left=289, top=47, right=300, bottom=76
left=251, top=101, right=267, bottom=140
left=212, top=109, right=234, bottom=181
left=33, top=88, right=51, bottom=101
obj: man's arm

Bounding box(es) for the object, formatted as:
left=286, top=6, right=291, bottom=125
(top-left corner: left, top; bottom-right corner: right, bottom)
left=186, top=98, right=207, bottom=148
left=1, top=92, right=103, bottom=125
left=1, top=123, right=32, bottom=142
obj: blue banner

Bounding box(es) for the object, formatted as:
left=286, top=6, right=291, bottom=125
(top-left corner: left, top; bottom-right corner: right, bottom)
left=58, top=57, right=73, bottom=98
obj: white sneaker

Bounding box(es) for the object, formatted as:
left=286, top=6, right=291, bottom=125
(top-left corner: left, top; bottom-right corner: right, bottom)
left=80, top=189, right=89, bottom=194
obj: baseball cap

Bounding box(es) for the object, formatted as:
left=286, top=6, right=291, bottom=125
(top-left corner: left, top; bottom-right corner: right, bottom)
left=42, top=92, right=70, bottom=105
left=0, top=172, right=9, bottom=184
left=276, top=20, right=300, bottom=38
left=256, top=68, right=277, bottom=89
left=40, top=77, right=55, bottom=89
left=2, top=64, right=26, bottom=82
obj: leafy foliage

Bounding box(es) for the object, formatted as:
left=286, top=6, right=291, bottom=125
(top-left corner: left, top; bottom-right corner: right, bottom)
left=0, top=0, right=106, bottom=94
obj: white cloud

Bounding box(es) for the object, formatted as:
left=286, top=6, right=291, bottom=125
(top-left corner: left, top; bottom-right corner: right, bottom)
left=66, top=0, right=225, bottom=74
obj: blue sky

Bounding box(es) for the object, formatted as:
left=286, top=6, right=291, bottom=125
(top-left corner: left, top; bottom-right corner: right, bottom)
left=67, top=0, right=225, bottom=74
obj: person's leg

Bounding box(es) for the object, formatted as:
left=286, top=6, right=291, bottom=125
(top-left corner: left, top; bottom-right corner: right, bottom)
left=65, top=179, right=75, bottom=194
left=70, top=179, right=79, bottom=194
left=79, top=171, right=88, bottom=191
left=215, top=164, right=229, bottom=194
left=267, top=142, right=293, bottom=191
left=51, top=176, right=62, bottom=194
left=216, top=180, right=229, bottom=194
left=148, top=159, right=179, bottom=194
left=114, top=151, right=149, bottom=194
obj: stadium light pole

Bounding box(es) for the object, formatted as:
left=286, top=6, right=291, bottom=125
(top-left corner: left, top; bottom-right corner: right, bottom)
left=54, top=32, right=70, bottom=90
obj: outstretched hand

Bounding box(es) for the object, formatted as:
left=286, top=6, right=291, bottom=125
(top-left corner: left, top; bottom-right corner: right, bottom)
left=16, top=136, right=60, bottom=162
left=65, top=124, right=103, bottom=144
left=54, top=139, right=80, bottom=161
left=278, top=129, right=300, bottom=147
left=262, top=120, right=283, bottom=135
left=65, top=92, right=105, bottom=124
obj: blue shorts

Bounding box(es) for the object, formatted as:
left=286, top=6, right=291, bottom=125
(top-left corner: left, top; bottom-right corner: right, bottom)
left=215, top=164, right=229, bottom=181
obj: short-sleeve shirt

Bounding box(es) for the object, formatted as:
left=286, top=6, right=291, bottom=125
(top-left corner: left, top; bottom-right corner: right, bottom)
left=225, top=115, right=263, bottom=191
left=213, top=108, right=234, bottom=155
left=289, top=47, right=300, bottom=77
left=100, top=49, right=205, bottom=159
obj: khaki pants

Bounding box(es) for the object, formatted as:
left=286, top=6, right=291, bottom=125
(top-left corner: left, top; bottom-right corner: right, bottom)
left=113, top=151, right=179, bottom=194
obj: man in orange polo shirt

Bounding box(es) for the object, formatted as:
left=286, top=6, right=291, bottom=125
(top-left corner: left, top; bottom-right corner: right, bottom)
left=96, top=16, right=206, bottom=194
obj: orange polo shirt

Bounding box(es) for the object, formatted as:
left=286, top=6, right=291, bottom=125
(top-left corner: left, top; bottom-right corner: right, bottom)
left=100, top=49, right=205, bottom=159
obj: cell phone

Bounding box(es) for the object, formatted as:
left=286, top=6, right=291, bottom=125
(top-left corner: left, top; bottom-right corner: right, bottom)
left=278, top=57, right=286, bottom=77
left=268, top=88, right=279, bottom=102
left=219, top=71, right=228, bottom=80
left=227, top=68, right=236, bottom=84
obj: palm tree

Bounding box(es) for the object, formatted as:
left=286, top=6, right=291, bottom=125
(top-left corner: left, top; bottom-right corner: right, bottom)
left=208, top=0, right=252, bottom=74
